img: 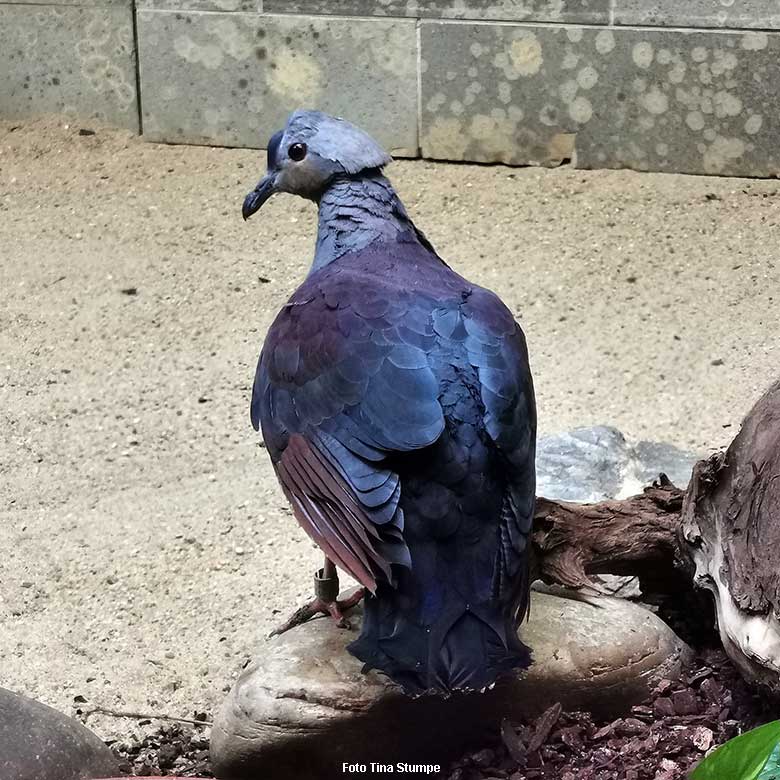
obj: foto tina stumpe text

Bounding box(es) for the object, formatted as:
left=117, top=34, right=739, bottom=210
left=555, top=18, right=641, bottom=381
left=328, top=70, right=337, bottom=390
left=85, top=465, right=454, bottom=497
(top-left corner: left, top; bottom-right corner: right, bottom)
left=342, top=762, right=441, bottom=774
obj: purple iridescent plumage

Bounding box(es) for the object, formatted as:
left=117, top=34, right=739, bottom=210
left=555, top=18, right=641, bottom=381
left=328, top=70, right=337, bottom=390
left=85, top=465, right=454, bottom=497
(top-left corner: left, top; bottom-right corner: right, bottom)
left=247, top=110, right=536, bottom=694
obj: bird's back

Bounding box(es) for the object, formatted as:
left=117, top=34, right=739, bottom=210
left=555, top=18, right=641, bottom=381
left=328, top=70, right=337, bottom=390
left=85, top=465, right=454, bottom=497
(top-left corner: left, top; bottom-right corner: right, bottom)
left=254, top=238, right=536, bottom=694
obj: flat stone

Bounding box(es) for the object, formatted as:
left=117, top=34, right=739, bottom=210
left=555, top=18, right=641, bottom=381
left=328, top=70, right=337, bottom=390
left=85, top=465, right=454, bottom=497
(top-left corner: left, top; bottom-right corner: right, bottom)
left=264, top=0, right=610, bottom=24
left=0, top=687, right=119, bottom=780
left=0, top=3, right=138, bottom=131
left=615, top=0, right=780, bottom=30
left=211, top=593, right=691, bottom=779
left=420, top=21, right=780, bottom=176
left=136, top=12, right=418, bottom=153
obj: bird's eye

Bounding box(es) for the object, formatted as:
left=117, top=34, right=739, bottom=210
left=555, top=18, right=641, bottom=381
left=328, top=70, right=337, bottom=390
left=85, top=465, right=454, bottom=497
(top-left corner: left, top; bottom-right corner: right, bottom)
left=288, top=142, right=307, bottom=162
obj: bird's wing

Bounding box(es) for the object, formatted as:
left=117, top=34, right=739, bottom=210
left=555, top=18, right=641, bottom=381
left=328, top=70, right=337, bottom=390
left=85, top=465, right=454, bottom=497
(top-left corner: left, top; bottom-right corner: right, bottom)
left=455, top=288, right=537, bottom=622
left=252, top=274, right=446, bottom=592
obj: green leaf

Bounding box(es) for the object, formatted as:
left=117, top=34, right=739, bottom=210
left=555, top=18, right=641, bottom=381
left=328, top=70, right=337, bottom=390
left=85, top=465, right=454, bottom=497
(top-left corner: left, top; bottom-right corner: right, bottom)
left=691, top=721, right=780, bottom=780
left=758, top=743, right=780, bottom=780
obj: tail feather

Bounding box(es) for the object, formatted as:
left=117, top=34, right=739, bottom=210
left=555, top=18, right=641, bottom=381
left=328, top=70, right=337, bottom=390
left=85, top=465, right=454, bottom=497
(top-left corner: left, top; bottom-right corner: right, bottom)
left=347, top=587, right=532, bottom=695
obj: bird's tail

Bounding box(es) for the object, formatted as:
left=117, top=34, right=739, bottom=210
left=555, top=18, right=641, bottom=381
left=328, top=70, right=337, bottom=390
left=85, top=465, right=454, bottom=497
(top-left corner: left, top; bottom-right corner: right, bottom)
left=347, top=582, right=531, bottom=695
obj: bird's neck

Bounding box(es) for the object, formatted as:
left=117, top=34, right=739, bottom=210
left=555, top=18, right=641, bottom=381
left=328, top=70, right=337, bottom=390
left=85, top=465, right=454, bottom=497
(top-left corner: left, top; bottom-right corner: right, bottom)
left=312, top=172, right=420, bottom=272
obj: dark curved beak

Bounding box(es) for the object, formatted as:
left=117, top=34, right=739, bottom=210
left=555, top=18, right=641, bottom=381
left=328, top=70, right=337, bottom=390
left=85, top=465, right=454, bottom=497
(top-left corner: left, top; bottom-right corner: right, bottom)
left=242, top=174, right=275, bottom=221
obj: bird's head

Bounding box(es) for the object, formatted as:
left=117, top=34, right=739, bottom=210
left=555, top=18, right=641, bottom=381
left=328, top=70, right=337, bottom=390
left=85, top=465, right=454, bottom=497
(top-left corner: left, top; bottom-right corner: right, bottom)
left=242, top=110, right=391, bottom=220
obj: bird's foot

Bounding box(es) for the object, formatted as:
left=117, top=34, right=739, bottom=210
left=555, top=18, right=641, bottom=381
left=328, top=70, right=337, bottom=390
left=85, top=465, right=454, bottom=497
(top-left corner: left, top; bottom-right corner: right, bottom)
left=269, top=568, right=364, bottom=638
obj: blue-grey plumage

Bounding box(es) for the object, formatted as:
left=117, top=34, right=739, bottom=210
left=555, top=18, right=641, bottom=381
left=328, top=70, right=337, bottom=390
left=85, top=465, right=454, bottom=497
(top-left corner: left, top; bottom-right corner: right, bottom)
left=243, top=110, right=536, bottom=695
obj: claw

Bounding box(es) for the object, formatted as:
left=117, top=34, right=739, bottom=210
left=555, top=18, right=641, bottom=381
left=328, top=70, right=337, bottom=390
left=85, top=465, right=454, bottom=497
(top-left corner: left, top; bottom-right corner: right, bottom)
left=269, top=567, right=364, bottom=637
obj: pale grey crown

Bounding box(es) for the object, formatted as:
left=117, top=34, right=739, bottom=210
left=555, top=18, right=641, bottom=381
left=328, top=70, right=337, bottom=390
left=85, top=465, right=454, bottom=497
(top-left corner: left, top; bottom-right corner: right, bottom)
left=282, top=110, right=392, bottom=175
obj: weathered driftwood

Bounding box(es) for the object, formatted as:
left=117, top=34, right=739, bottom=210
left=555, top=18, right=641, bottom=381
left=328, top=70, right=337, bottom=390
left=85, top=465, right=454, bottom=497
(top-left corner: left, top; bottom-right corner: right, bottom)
left=680, top=379, right=780, bottom=692
left=533, top=476, right=684, bottom=591
left=532, top=379, right=780, bottom=693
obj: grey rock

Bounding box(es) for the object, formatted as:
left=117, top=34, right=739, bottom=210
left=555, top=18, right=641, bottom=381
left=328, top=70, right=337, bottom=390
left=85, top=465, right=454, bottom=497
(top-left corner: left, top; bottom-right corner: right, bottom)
left=420, top=21, right=780, bottom=176
left=536, top=426, right=698, bottom=502
left=632, top=439, right=697, bottom=492
left=0, top=3, right=138, bottom=131
left=136, top=11, right=418, bottom=153
left=0, top=687, right=119, bottom=780
left=211, top=593, right=691, bottom=779
left=536, top=425, right=630, bottom=502
left=615, top=0, right=780, bottom=30
left=264, top=0, right=610, bottom=24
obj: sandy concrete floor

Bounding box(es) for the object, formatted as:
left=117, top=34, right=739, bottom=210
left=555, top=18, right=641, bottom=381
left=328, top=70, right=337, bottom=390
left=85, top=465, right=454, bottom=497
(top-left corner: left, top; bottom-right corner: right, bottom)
left=1, top=118, right=778, bottom=740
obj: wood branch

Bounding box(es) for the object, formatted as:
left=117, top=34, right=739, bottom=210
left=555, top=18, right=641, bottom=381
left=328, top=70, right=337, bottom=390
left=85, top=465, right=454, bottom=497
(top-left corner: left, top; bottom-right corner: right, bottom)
left=531, top=475, right=687, bottom=592
left=83, top=706, right=213, bottom=727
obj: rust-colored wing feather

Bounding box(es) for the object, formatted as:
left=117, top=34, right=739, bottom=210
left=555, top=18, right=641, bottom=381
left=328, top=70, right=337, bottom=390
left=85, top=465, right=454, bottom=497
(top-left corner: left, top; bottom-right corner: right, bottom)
left=276, top=433, right=389, bottom=591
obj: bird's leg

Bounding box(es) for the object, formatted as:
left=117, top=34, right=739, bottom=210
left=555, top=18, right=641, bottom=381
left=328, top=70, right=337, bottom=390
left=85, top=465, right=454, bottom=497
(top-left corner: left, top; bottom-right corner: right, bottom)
left=269, top=558, right=365, bottom=638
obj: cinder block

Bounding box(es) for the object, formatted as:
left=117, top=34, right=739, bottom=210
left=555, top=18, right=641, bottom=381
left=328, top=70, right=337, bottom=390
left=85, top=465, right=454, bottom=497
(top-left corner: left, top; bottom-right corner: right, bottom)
left=264, top=0, right=609, bottom=24
left=0, top=3, right=138, bottom=130
left=136, top=11, right=418, bottom=153
left=614, top=0, right=780, bottom=30
left=137, top=0, right=261, bottom=13
left=420, top=21, right=780, bottom=176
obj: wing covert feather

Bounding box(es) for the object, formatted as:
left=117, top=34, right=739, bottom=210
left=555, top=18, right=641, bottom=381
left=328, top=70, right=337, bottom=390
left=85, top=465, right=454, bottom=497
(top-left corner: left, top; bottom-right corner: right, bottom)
left=254, top=271, right=444, bottom=588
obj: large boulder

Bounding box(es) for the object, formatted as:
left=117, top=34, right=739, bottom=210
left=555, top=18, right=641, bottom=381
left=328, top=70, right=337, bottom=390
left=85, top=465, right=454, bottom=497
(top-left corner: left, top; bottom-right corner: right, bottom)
left=0, top=687, right=119, bottom=780
left=211, top=592, right=692, bottom=779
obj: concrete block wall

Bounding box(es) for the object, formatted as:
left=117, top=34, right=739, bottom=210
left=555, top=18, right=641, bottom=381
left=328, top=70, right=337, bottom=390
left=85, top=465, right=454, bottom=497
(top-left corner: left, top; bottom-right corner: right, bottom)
left=0, top=0, right=139, bottom=131
left=135, top=8, right=419, bottom=154
left=2, top=0, right=780, bottom=176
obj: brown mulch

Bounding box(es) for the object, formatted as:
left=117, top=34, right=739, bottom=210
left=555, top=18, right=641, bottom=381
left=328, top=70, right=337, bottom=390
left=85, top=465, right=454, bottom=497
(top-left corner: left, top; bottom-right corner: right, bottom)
left=105, top=649, right=771, bottom=779
left=445, top=648, right=772, bottom=780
